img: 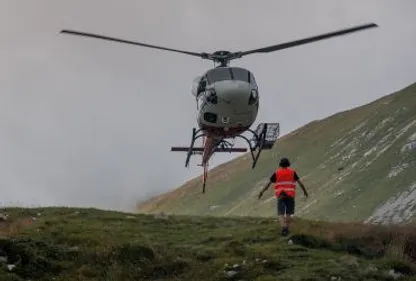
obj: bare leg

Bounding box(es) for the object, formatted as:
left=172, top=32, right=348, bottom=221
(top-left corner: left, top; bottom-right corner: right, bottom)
left=285, top=215, right=292, bottom=229
left=277, top=198, right=290, bottom=236
left=283, top=198, right=295, bottom=235
left=279, top=214, right=289, bottom=236
left=278, top=215, right=286, bottom=227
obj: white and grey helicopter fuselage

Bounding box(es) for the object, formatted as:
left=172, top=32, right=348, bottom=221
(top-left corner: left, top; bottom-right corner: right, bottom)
left=191, top=66, right=259, bottom=140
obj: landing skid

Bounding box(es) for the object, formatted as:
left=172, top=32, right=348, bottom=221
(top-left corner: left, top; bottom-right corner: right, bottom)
left=171, top=122, right=280, bottom=193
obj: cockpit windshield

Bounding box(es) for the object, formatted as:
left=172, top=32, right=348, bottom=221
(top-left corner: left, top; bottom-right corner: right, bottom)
left=205, top=67, right=255, bottom=85
left=206, top=68, right=231, bottom=84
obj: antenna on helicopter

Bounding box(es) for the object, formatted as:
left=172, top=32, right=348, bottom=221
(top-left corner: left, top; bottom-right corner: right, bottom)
left=60, top=23, right=377, bottom=67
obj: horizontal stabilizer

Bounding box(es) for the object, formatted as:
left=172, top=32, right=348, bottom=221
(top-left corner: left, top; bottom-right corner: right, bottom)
left=171, top=147, right=247, bottom=153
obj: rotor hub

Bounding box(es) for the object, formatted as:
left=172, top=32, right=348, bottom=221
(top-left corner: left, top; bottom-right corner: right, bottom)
left=212, top=50, right=231, bottom=57
left=211, top=50, right=233, bottom=66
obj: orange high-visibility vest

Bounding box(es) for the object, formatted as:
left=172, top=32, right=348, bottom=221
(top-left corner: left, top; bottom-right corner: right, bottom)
left=274, top=168, right=297, bottom=198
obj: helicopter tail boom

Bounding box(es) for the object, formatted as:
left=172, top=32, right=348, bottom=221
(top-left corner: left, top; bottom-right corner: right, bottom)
left=170, top=147, right=247, bottom=153
left=170, top=122, right=280, bottom=193
left=170, top=129, right=249, bottom=193
left=171, top=143, right=247, bottom=194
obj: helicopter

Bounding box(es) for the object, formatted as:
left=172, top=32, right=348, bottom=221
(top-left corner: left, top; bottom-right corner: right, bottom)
left=59, top=22, right=378, bottom=193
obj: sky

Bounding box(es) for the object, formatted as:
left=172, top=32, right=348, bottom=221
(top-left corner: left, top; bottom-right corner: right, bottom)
left=1, top=0, right=416, bottom=211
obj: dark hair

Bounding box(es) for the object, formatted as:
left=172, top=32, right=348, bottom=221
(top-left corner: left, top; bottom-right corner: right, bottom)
left=279, top=157, right=290, bottom=167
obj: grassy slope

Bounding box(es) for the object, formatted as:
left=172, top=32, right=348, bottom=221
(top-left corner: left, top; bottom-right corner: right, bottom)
left=137, top=82, right=416, bottom=223
left=0, top=207, right=416, bottom=281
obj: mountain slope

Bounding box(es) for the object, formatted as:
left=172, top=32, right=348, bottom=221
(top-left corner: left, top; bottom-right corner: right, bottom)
left=137, top=82, right=416, bottom=224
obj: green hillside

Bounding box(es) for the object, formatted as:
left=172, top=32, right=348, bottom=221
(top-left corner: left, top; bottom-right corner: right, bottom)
left=0, top=207, right=415, bottom=280
left=137, top=82, right=416, bottom=223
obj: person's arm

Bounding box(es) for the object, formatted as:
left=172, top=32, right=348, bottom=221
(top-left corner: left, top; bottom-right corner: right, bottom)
left=295, top=172, right=308, bottom=197
left=258, top=181, right=271, bottom=199
left=258, top=173, right=275, bottom=199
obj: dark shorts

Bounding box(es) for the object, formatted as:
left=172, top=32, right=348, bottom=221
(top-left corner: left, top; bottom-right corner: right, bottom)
left=277, top=196, right=295, bottom=215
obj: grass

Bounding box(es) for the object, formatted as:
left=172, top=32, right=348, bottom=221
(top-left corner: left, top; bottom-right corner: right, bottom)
left=0, top=207, right=416, bottom=280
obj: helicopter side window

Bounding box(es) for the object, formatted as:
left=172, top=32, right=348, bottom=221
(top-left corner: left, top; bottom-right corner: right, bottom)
left=250, top=72, right=257, bottom=87
left=206, top=68, right=232, bottom=84
left=197, top=77, right=207, bottom=95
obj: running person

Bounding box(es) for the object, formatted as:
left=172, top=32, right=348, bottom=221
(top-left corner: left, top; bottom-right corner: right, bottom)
left=258, top=157, right=308, bottom=236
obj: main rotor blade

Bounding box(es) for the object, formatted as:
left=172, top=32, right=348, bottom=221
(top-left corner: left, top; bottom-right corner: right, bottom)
left=237, top=23, right=378, bottom=56
left=60, top=29, right=208, bottom=58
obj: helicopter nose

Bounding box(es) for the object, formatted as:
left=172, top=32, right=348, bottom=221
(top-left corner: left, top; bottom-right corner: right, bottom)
left=216, top=81, right=253, bottom=104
